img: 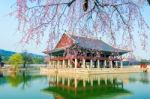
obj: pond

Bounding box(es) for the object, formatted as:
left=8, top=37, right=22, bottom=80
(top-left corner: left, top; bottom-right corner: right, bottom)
left=0, top=71, right=150, bottom=99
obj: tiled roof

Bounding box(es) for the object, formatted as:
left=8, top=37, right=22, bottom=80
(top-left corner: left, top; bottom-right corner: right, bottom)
left=69, top=34, right=129, bottom=54
left=44, top=33, right=129, bottom=55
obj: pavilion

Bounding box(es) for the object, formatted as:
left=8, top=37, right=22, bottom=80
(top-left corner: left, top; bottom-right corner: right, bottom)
left=44, top=33, right=129, bottom=69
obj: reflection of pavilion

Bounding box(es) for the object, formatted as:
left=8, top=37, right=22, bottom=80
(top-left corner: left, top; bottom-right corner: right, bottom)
left=43, top=73, right=131, bottom=99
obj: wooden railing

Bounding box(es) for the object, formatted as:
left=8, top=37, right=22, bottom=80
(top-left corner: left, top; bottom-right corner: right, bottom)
left=49, top=56, right=122, bottom=61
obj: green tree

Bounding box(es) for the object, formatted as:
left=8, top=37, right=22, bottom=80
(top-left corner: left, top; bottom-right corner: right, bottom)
left=8, top=53, right=23, bottom=70
left=32, top=57, right=44, bottom=64
left=0, top=55, right=2, bottom=63
left=21, top=51, right=33, bottom=68
left=0, top=54, right=4, bottom=67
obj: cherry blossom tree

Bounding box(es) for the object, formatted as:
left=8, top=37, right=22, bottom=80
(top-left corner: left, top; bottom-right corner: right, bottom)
left=12, top=0, right=150, bottom=50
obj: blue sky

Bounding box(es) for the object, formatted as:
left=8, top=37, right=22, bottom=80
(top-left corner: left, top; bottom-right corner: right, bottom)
left=0, top=1, right=47, bottom=55
left=0, top=1, right=150, bottom=59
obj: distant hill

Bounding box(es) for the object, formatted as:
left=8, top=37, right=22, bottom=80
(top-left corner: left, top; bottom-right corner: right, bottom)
left=0, top=49, right=44, bottom=62
left=0, top=49, right=15, bottom=61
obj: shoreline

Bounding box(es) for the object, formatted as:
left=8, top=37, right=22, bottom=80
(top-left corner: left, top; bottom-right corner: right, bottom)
left=1, top=65, right=150, bottom=75
left=40, top=65, right=150, bottom=75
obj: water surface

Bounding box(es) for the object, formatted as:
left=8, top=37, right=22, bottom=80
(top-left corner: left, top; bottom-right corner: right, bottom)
left=0, top=71, right=150, bottom=99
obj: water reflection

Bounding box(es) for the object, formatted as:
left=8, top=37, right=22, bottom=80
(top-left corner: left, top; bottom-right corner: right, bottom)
left=0, top=71, right=6, bottom=86
left=128, top=73, right=150, bottom=84
left=6, top=71, right=32, bottom=88
left=0, top=71, right=51, bottom=99
left=43, top=73, right=131, bottom=99
left=0, top=71, right=46, bottom=89
left=140, top=73, right=149, bottom=83
left=0, top=72, right=3, bottom=77
left=0, top=71, right=150, bottom=99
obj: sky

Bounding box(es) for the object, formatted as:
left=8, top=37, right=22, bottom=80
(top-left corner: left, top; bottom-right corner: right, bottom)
left=0, top=1, right=150, bottom=59
left=0, top=1, right=47, bottom=55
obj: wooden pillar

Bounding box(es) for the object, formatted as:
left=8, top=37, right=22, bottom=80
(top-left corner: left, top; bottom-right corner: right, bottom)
left=121, top=61, right=123, bottom=68
left=68, top=59, right=71, bottom=68
left=104, top=60, right=107, bottom=68
left=97, top=59, right=100, bottom=68
left=59, top=60, right=61, bottom=68
left=54, top=61, right=56, bottom=68
left=60, top=61, right=62, bottom=68
left=82, top=58, right=86, bottom=68
left=49, top=61, right=51, bottom=67
left=75, top=58, right=77, bottom=69
left=62, top=60, right=65, bottom=68
left=52, top=61, right=54, bottom=68
left=120, top=56, right=123, bottom=68
left=109, top=60, right=113, bottom=68
left=104, top=55, right=107, bottom=68
left=50, top=61, right=52, bottom=68
left=90, top=59, right=93, bottom=68
left=56, top=60, right=59, bottom=68
left=55, top=61, right=57, bottom=68
left=115, top=61, right=118, bottom=68
left=115, top=61, right=119, bottom=68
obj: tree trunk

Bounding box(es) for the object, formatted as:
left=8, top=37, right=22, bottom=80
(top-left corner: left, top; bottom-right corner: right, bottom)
left=23, top=62, right=26, bottom=68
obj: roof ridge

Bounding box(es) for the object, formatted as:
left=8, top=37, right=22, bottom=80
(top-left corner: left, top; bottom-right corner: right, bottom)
left=69, top=34, right=111, bottom=46
left=68, top=33, right=101, bottom=41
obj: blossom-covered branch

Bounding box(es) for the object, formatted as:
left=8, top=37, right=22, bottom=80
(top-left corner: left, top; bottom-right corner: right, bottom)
left=13, top=0, right=150, bottom=50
